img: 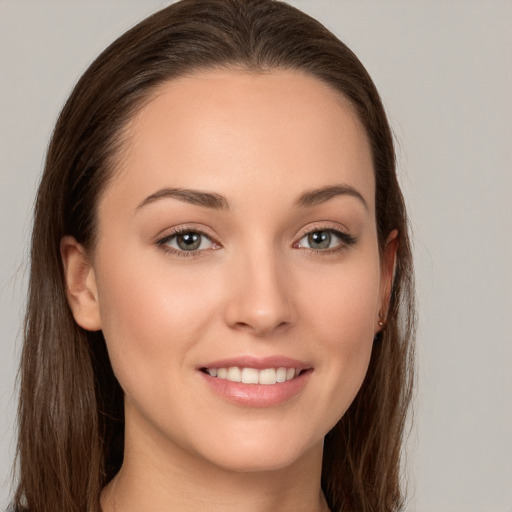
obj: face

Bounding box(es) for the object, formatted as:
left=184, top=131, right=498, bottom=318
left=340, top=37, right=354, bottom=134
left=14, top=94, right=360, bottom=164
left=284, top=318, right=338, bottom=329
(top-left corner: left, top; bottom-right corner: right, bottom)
left=65, top=69, right=394, bottom=473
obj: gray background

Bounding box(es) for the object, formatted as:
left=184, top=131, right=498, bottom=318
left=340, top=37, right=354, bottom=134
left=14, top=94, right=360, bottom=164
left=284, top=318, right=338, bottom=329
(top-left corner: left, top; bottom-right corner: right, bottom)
left=1, top=1, right=511, bottom=510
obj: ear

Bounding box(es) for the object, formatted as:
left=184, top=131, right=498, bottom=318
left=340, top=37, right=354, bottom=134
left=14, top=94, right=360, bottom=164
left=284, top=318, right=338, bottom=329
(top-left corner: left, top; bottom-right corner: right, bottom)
left=60, top=235, right=102, bottom=331
left=377, top=229, right=398, bottom=331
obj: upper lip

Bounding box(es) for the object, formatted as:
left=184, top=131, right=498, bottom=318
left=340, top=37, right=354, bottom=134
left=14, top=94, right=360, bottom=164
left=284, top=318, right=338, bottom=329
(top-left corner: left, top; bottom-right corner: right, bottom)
left=199, top=355, right=312, bottom=371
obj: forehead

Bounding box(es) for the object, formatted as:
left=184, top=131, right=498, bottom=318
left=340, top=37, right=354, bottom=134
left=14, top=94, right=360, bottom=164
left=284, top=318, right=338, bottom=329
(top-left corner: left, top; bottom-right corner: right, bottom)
left=102, top=68, right=375, bottom=213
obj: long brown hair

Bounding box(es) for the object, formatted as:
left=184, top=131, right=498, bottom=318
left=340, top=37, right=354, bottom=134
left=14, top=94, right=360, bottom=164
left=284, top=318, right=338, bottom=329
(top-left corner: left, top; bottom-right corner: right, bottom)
left=15, top=1, right=415, bottom=511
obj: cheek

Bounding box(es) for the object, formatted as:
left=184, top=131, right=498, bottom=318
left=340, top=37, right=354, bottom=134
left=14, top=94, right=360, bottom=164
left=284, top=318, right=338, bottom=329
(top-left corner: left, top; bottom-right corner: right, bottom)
left=93, top=247, right=220, bottom=392
left=301, top=257, right=380, bottom=417
left=305, top=255, right=381, bottom=343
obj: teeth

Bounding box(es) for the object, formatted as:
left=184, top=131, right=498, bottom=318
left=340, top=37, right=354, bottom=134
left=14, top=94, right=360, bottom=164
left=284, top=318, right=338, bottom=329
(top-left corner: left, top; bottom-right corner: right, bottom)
left=258, top=368, right=276, bottom=385
left=227, top=367, right=241, bottom=382
left=205, top=366, right=301, bottom=384
left=241, top=368, right=259, bottom=384
left=276, top=367, right=287, bottom=383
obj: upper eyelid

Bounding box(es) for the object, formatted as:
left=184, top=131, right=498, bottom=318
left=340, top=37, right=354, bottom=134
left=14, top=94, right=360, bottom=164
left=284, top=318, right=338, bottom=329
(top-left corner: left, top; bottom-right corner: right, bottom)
left=295, top=221, right=352, bottom=239
left=154, top=222, right=354, bottom=247
left=155, top=224, right=218, bottom=243
left=158, top=230, right=212, bottom=244
left=294, top=224, right=357, bottom=249
left=156, top=229, right=219, bottom=257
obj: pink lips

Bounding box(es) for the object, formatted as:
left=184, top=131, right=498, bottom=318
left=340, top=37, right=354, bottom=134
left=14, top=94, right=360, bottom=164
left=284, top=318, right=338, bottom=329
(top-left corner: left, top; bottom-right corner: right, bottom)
left=198, top=355, right=313, bottom=407
left=200, top=355, right=312, bottom=371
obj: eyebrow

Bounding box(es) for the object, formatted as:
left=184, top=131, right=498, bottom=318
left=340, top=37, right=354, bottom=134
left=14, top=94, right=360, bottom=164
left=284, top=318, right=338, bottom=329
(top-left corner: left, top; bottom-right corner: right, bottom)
left=136, top=183, right=368, bottom=212
left=136, top=188, right=229, bottom=211
left=294, top=184, right=368, bottom=210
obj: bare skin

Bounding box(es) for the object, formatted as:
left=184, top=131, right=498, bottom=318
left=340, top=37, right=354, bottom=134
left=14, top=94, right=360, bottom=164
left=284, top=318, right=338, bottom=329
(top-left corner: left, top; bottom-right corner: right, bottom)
left=62, top=68, right=395, bottom=512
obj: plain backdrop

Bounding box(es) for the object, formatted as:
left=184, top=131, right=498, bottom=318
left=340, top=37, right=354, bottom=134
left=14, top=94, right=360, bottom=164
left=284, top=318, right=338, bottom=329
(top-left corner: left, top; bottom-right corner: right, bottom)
left=1, top=1, right=511, bottom=511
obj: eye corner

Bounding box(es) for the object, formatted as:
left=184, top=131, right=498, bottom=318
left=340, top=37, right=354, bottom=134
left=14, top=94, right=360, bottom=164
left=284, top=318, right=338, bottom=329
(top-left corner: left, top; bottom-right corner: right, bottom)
left=155, top=226, right=221, bottom=258
left=293, top=226, right=357, bottom=253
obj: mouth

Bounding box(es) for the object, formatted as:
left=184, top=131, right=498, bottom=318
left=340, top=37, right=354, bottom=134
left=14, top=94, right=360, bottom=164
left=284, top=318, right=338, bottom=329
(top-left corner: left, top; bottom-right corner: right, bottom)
left=200, top=366, right=306, bottom=385
left=198, top=356, right=313, bottom=407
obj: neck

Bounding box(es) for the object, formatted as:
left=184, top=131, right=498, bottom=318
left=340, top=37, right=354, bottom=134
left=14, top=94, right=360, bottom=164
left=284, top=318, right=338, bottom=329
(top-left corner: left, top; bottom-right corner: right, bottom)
left=101, top=413, right=329, bottom=512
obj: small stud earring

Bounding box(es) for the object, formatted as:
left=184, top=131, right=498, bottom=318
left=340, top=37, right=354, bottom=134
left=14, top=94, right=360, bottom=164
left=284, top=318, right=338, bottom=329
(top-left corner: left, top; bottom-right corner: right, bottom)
left=378, top=319, right=385, bottom=327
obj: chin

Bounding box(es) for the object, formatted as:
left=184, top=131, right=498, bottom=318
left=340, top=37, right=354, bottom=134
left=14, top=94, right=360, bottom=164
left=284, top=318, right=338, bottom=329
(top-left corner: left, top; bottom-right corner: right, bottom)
left=195, top=432, right=323, bottom=474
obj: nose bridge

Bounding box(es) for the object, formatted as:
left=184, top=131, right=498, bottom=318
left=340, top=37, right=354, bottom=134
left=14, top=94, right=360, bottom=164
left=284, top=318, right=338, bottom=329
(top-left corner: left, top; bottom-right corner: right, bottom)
left=224, top=241, right=295, bottom=335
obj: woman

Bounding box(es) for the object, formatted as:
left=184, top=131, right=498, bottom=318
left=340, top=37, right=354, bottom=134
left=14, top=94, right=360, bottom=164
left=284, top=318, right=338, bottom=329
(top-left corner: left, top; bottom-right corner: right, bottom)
left=14, top=0, right=415, bottom=511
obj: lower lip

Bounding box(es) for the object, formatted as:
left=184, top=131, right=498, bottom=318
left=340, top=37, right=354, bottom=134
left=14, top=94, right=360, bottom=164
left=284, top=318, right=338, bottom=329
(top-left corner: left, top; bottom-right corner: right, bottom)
left=199, top=369, right=312, bottom=407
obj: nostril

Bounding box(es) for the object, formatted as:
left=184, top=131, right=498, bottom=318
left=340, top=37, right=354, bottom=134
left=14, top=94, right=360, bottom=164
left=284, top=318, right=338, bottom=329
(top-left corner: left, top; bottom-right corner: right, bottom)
left=222, top=265, right=296, bottom=332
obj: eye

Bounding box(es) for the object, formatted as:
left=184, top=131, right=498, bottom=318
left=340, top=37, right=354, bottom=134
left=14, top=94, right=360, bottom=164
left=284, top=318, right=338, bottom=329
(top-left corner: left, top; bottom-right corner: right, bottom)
left=294, top=228, right=356, bottom=251
left=157, top=230, right=218, bottom=254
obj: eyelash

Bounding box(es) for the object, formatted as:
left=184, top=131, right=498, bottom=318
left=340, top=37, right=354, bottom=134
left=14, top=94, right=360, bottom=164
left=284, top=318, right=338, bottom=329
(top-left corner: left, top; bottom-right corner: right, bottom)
left=293, top=226, right=357, bottom=255
left=155, top=225, right=357, bottom=258
left=156, top=226, right=218, bottom=258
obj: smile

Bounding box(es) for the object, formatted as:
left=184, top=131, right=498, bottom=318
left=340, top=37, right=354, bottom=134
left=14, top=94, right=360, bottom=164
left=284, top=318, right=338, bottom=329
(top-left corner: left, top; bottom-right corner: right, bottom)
left=198, top=356, right=312, bottom=407
left=202, top=367, right=301, bottom=385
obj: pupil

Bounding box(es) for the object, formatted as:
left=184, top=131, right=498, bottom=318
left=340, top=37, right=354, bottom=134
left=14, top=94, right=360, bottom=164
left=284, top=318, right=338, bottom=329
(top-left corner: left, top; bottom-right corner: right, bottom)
left=177, top=232, right=201, bottom=251
left=308, top=231, right=331, bottom=249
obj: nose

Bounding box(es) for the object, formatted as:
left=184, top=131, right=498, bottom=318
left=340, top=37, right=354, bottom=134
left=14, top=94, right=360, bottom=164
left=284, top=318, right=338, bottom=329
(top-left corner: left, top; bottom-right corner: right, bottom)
left=223, top=248, right=296, bottom=337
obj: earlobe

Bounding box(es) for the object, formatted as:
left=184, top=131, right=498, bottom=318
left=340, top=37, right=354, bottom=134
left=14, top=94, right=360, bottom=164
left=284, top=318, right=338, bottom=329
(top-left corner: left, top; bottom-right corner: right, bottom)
left=377, top=229, right=398, bottom=330
left=60, top=235, right=102, bottom=331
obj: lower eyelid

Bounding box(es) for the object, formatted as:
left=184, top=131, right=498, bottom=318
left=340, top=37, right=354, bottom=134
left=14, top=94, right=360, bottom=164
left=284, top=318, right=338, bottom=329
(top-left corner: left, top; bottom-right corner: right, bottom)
left=295, top=228, right=356, bottom=249
left=155, top=226, right=354, bottom=256
left=156, top=229, right=222, bottom=257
